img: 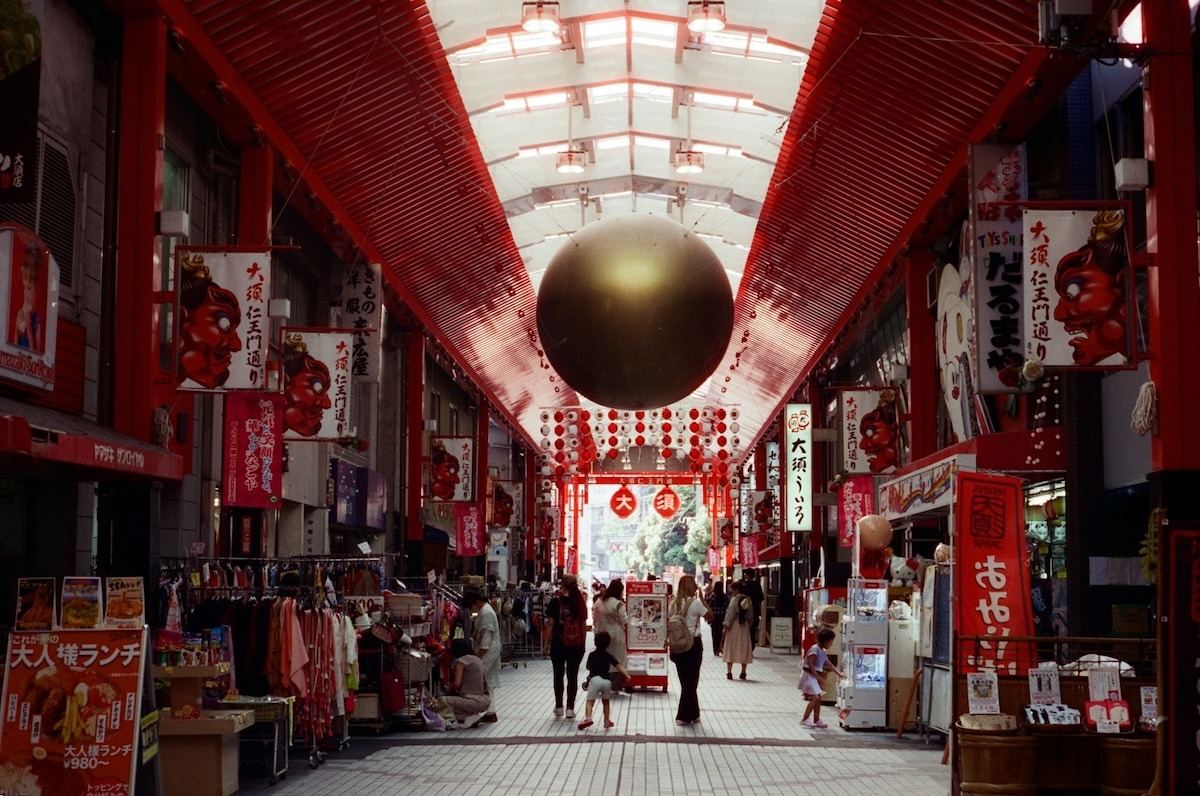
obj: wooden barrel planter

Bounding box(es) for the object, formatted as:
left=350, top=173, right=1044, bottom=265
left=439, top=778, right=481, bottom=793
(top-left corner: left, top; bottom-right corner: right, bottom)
left=957, top=724, right=1038, bottom=796
left=1098, top=734, right=1155, bottom=795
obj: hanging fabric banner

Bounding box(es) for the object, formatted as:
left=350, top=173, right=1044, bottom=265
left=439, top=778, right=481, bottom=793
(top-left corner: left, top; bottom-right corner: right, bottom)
left=969, top=142, right=1028, bottom=392
left=454, top=502, right=484, bottom=556
left=936, top=261, right=983, bottom=442
left=341, top=261, right=382, bottom=383
left=223, top=391, right=284, bottom=509
left=749, top=491, right=778, bottom=547
left=1022, top=206, right=1133, bottom=368
left=176, top=248, right=271, bottom=391
left=740, top=534, right=759, bottom=567
left=838, top=476, right=876, bottom=549
left=279, top=327, right=353, bottom=440
left=429, top=436, right=474, bottom=501
left=955, top=471, right=1036, bottom=675
left=839, top=388, right=902, bottom=475
left=564, top=546, right=578, bottom=574
left=488, top=480, right=522, bottom=527
left=707, top=546, right=719, bottom=570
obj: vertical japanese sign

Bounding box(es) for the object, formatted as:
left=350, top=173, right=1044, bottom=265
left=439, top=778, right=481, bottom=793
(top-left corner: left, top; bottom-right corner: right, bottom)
left=223, top=392, right=284, bottom=508
left=0, top=628, right=147, bottom=796
left=954, top=472, right=1035, bottom=675
left=1023, top=207, right=1132, bottom=368
left=341, top=261, right=382, bottom=383
left=564, top=546, right=578, bottom=574
left=840, top=389, right=900, bottom=474
left=707, top=546, right=720, bottom=570
left=0, top=2, right=40, bottom=204
left=454, top=502, right=484, bottom=556
left=429, top=436, right=474, bottom=501
left=969, top=143, right=1028, bottom=392
left=740, top=534, right=759, bottom=567
left=488, top=480, right=522, bottom=527
left=279, top=328, right=353, bottom=440
left=0, top=225, right=58, bottom=390
left=176, top=248, right=271, bottom=391
left=838, top=476, right=876, bottom=549
left=783, top=403, right=813, bottom=533
left=749, top=491, right=777, bottom=546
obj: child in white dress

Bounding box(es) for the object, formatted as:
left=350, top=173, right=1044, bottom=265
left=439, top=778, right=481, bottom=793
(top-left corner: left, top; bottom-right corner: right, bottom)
left=798, top=628, right=843, bottom=728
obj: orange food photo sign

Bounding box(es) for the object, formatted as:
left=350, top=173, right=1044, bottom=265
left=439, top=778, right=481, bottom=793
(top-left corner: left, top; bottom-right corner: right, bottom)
left=0, top=628, right=147, bottom=796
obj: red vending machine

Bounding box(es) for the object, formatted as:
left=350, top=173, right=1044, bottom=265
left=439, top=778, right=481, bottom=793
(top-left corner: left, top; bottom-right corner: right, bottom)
left=624, top=580, right=670, bottom=692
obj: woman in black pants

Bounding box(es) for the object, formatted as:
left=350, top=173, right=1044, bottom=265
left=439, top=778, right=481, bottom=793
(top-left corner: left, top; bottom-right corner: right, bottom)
left=669, top=574, right=713, bottom=725
left=542, top=573, right=588, bottom=718
left=708, top=581, right=728, bottom=655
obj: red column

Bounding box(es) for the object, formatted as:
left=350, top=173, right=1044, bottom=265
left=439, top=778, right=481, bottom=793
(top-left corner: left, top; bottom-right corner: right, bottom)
left=476, top=403, right=490, bottom=505
left=405, top=334, right=426, bottom=543
left=1142, top=1, right=1200, bottom=789
left=1143, top=0, right=1200, bottom=472
left=905, top=248, right=937, bottom=460
left=112, top=14, right=165, bottom=439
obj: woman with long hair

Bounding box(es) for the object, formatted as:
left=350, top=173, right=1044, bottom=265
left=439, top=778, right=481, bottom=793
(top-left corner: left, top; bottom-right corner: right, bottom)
left=542, top=573, right=588, bottom=718
left=723, top=581, right=754, bottom=680
left=669, top=574, right=712, bottom=726
left=591, top=578, right=629, bottom=690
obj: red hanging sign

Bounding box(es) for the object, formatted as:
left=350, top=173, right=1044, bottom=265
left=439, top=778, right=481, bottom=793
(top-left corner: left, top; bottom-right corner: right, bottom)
left=740, top=534, right=760, bottom=567
left=454, top=502, right=484, bottom=557
left=653, top=486, right=679, bottom=518
left=565, top=546, right=578, bottom=574
left=954, top=472, right=1036, bottom=675
left=610, top=485, right=637, bottom=519
left=707, top=546, right=719, bottom=570
left=838, top=476, right=876, bottom=548
left=223, top=392, right=285, bottom=509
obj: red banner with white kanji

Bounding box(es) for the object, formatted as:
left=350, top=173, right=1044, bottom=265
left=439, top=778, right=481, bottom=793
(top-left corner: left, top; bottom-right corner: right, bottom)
left=223, top=392, right=284, bottom=509
left=954, top=472, right=1035, bottom=675
left=565, top=546, right=578, bottom=574
left=454, top=502, right=484, bottom=557
left=0, top=628, right=147, bottom=796
left=838, top=476, right=876, bottom=549
left=740, top=535, right=759, bottom=567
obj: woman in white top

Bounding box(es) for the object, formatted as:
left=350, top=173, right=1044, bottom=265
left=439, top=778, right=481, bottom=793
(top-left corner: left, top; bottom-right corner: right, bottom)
left=668, top=574, right=712, bottom=725
left=591, top=579, right=629, bottom=687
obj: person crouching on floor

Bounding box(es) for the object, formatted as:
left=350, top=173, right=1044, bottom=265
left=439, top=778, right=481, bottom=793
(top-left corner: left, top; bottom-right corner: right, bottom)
left=578, top=632, right=628, bottom=731
left=434, top=638, right=492, bottom=729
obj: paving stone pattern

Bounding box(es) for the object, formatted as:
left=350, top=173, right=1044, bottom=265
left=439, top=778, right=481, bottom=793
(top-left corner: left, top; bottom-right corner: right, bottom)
left=237, top=641, right=949, bottom=795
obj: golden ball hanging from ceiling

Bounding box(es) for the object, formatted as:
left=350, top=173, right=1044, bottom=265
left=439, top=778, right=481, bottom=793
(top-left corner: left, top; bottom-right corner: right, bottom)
left=536, top=214, right=734, bottom=409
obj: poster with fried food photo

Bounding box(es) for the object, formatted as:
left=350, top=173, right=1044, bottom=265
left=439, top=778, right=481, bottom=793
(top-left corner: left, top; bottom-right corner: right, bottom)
left=15, top=578, right=55, bottom=631
left=61, top=577, right=102, bottom=630
left=103, top=577, right=145, bottom=629
left=0, top=628, right=147, bottom=796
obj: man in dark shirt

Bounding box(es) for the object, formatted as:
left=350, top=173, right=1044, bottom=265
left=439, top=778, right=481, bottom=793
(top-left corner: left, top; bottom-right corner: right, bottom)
left=741, top=569, right=765, bottom=649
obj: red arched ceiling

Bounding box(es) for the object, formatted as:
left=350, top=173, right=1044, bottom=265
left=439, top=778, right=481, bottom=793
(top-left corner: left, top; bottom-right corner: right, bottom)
left=161, top=0, right=1112, bottom=453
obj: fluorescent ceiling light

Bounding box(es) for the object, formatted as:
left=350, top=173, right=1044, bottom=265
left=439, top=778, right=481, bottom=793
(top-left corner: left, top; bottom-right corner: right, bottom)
left=556, top=149, right=588, bottom=174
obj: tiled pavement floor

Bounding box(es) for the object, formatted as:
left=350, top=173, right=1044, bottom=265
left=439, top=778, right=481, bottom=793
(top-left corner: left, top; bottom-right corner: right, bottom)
left=237, top=643, right=950, bottom=795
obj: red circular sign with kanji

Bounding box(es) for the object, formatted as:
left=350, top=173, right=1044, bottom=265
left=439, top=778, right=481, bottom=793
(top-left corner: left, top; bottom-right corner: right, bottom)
left=653, top=486, right=680, bottom=518
left=610, top=485, right=637, bottom=519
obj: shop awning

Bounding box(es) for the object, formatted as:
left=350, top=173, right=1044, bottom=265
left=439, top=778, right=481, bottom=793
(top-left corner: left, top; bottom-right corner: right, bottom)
left=0, top=397, right=183, bottom=481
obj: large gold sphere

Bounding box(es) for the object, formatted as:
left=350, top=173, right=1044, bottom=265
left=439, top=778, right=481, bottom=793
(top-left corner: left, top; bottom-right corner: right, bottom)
left=536, top=214, right=734, bottom=409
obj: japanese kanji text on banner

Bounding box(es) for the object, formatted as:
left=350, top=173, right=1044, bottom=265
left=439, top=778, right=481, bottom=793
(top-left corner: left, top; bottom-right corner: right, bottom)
left=954, top=472, right=1035, bottom=675
left=0, top=628, right=147, bottom=796
left=279, top=328, right=354, bottom=440
left=783, top=403, right=813, bottom=533
left=223, top=392, right=284, bottom=509
left=176, top=248, right=271, bottom=391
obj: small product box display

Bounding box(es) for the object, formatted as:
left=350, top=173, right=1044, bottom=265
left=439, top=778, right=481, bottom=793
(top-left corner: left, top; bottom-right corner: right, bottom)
left=1084, top=699, right=1132, bottom=733
left=1023, top=703, right=1081, bottom=727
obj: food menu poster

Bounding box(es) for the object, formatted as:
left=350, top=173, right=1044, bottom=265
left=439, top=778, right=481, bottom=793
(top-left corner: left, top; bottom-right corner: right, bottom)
left=60, top=578, right=101, bottom=629
left=16, top=579, right=55, bottom=631
left=0, top=628, right=147, bottom=796
left=103, top=579, right=145, bottom=629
